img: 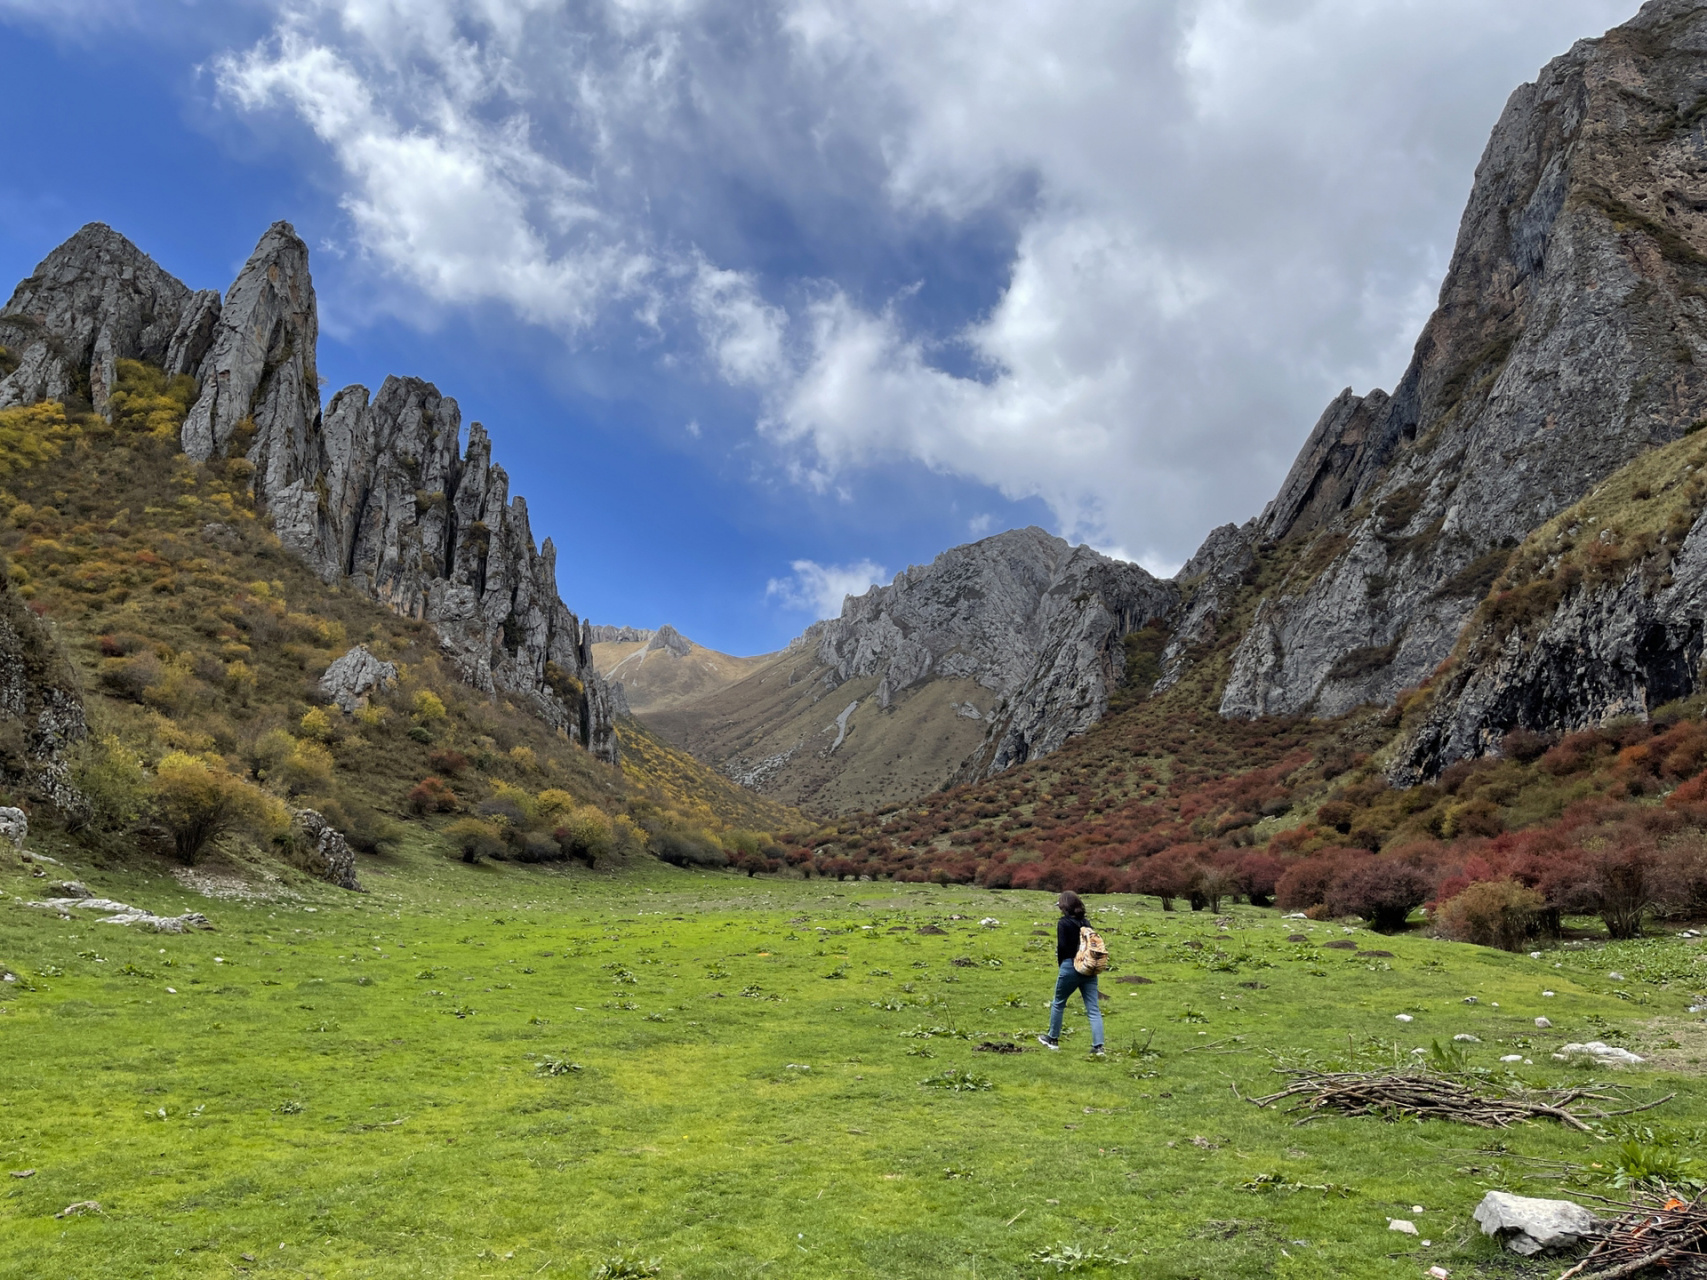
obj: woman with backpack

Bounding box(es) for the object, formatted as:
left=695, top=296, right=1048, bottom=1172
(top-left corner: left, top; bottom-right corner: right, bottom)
left=1038, top=890, right=1105, bottom=1055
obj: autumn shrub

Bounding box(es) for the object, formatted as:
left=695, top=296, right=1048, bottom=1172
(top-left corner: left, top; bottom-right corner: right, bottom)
left=98, top=651, right=162, bottom=701
left=316, top=796, right=403, bottom=855
left=68, top=734, right=148, bottom=832
left=428, top=749, right=469, bottom=777
left=652, top=829, right=726, bottom=868
left=1275, top=849, right=1367, bottom=913
left=406, top=776, right=459, bottom=815
left=1233, top=852, right=1284, bottom=907
left=1326, top=857, right=1434, bottom=931
left=278, top=740, right=334, bottom=796
left=444, top=817, right=505, bottom=864
left=554, top=806, right=614, bottom=867
left=151, top=752, right=273, bottom=865
left=1433, top=879, right=1544, bottom=951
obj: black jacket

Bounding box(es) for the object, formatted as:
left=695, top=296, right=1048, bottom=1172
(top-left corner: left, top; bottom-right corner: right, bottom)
left=1056, top=914, right=1088, bottom=964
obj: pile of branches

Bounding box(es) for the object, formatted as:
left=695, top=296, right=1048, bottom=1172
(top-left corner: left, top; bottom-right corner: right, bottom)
left=1249, top=1069, right=1673, bottom=1133
left=1559, top=1194, right=1707, bottom=1280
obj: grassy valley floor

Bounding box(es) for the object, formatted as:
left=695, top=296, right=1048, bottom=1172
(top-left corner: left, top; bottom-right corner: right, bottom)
left=2, top=842, right=1704, bottom=1279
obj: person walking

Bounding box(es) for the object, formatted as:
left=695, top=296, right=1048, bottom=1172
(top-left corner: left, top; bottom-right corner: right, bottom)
left=1038, top=890, right=1104, bottom=1055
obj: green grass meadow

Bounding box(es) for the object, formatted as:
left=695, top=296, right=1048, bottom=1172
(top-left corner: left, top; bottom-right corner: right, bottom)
left=3, top=843, right=1704, bottom=1278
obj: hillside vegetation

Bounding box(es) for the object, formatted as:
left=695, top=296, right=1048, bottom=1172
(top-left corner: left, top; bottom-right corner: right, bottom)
left=807, top=437, right=1707, bottom=946
left=0, top=361, right=799, bottom=882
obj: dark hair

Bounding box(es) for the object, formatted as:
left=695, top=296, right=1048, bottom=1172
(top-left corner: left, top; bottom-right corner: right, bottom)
left=1057, top=890, right=1086, bottom=918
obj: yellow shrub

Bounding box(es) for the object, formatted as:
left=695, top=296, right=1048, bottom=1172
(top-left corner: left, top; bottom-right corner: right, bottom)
left=225, top=661, right=257, bottom=701
left=535, top=788, right=578, bottom=818
left=298, top=707, right=334, bottom=742
left=413, top=690, right=447, bottom=723
left=354, top=704, right=388, bottom=730
left=509, top=745, right=538, bottom=771
left=108, top=360, right=197, bottom=439
left=280, top=740, right=335, bottom=795
left=151, top=752, right=269, bottom=864
left=0, top=402, right=77, bottom=482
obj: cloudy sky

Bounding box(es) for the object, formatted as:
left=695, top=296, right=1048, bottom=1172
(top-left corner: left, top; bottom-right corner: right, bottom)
left=0, top=0, right=1637, bottom=653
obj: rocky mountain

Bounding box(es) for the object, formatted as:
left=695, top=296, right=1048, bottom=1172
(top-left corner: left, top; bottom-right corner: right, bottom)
left=647, top=528, right=1175, bottom=813
left=0, top=223, right=618, bottom=763
left=647, top=0, right=1707, bottom=815
left=590, top=624, right=772, bottom=715
left=1167, top=0, right=1707, bottom=775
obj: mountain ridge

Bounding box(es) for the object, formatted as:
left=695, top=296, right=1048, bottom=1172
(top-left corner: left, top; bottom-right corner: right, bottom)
left=0, top=221, right=620, bottom=765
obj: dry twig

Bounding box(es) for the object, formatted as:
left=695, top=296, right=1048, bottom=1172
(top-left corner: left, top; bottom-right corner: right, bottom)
left=1556, top=1193, right=1707, bottom=1280
left=1248, top=1069, right=1673, bottom=1133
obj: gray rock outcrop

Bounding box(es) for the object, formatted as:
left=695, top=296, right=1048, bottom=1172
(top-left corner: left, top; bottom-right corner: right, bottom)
left=1216, top=0, right=1707, bottom=730
left=791, top=527, right=1175, bottom=779
left=0, top=220, right=619, bottom=767
left=0, top=222, right=218, bottom=416
left=1473, top=1191, right=1601, bottom=1255
left=589, top=625, right=654, bottom=644
left=648, top=624, right=692, bottom=657
left=290, top=809, right=362, bottom=892
left=180, top=222, right=320, bottom=516
left=0, top=807, right=26, bottom=851
left=0, top=556, right=86, bottom=813
left=318, top=646, right=398, bottom=714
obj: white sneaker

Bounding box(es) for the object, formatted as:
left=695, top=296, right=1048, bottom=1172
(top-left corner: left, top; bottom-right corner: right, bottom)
left=1037, top=1035, right=1060, bottom=1050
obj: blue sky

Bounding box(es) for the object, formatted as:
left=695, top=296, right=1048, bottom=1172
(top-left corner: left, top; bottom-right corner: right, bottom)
left=0, top=0, right=1637, bottom=656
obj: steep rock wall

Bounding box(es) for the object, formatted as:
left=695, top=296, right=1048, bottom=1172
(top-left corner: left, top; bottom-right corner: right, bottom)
left=1218, top=0, right=1707, bottom=727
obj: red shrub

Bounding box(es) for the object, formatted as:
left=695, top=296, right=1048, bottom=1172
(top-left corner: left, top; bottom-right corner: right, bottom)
left=1327, top=857, right=1435, bottom=932
left=428, top=749, right=470, bottom=777
left=1275, top=848, right=1368, bottom=913
left=406, top=776, right=459, bottom=815
left=1233, top=852, right=1284, bottom=907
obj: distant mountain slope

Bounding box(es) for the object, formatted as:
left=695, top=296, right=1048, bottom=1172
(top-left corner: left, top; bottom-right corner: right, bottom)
left=591, top=624, right=773, bottom=714
left=647, top=528, right=1175, bottom=814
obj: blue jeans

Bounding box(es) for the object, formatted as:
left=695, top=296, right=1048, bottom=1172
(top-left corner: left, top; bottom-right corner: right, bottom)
left=1048, top=959, right=1103, bottom=1046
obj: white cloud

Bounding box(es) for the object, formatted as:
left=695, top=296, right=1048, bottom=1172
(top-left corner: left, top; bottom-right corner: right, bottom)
left=214, top=10, right=651, bottom=332
left=766, top=558, right=888, bottom=618
left=190, top=0, right=1638, bottom=564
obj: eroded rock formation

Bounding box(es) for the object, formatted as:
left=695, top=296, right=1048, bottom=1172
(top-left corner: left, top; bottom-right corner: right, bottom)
left=1208, top=0, right=1707, bottom=754
left=0, top=221, right=618, bottom=764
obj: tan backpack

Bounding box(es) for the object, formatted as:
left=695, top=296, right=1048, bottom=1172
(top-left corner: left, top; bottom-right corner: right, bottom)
left=1074, top=925, right=1110, bottom=976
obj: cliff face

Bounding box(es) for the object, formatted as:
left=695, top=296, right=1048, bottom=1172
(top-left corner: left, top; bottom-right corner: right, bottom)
left=0, top=554, right=86, bottom=812
left=0, top=223, right=218, bottom=417
left=647, top=527, right=1175, bottom=812
left=0, top=223, right=618, bottom=764
left=1211, top=0, right=1707, bottom=753
left=805, top=527, right=1176, bottom=773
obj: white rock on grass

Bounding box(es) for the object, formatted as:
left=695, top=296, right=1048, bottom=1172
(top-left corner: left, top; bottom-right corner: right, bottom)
left=1395, top=1014, right=1414, bottom=1023
left=1473, top=1192, right=1600, bottom=1255
left=0, top=807, right=26, bottom=851
left=1552, top=1041, right=1643, bottom=1066
left=1501, top=1055, right=1523, bottom=1063
left=1388, top=1219, right=1418, bottom=1235
left=1453, top=1034, right=1481, bottom=1043
left=1535, top=1017, right=1552, bottom=1028
left=1608, top=972, right=1625, bottom=982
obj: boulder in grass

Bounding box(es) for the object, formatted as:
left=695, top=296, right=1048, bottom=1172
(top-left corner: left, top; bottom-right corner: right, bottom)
left=0, top=807, right=26, bottom=851
left=1473, top=1192, right=1600, bottom=1255
left=1553, top=1041, right=1643, bottom=1066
